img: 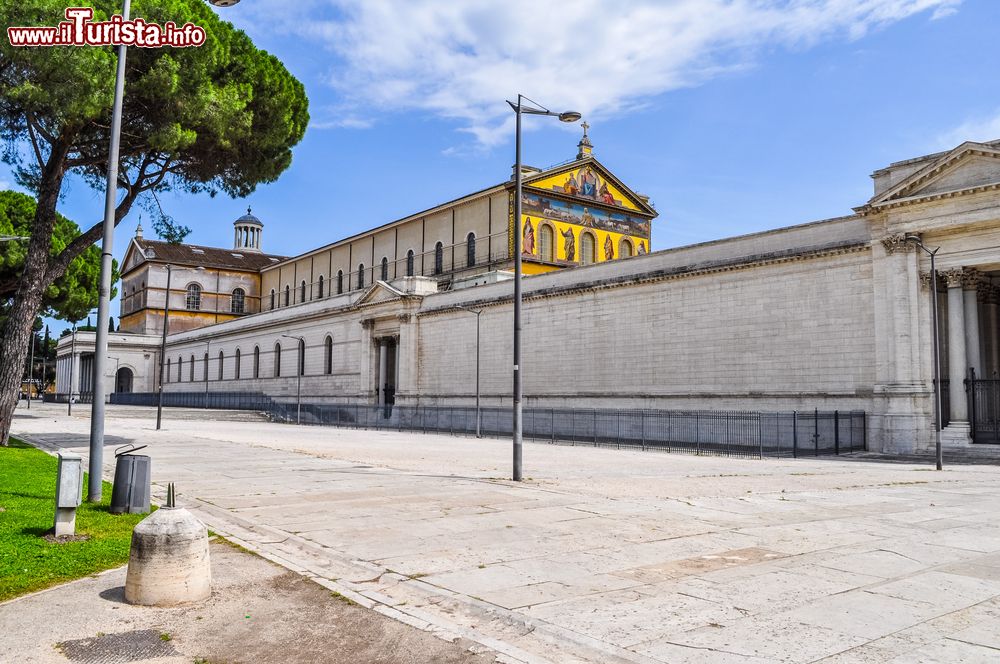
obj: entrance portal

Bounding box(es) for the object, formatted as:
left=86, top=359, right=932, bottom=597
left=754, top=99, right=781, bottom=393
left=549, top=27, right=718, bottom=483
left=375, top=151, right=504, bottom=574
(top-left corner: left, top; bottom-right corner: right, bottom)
left=115, top=366, right=134, bottom=393
left=375, top=337, right=397, bottom=417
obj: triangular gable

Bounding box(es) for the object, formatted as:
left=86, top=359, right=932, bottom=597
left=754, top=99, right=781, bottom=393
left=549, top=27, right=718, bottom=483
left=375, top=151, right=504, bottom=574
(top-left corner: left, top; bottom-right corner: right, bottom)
left=353, top=281, right=408, bottom=307
left=121, top=239, right=148, bottom=274
left=525, top=158, right=656, bottom=216
left=868, top=142, right=1000, bottom=208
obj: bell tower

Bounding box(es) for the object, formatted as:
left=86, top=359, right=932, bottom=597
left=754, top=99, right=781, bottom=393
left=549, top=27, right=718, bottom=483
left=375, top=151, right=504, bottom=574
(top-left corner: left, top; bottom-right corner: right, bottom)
left=233, top=206, right=263, bottom=253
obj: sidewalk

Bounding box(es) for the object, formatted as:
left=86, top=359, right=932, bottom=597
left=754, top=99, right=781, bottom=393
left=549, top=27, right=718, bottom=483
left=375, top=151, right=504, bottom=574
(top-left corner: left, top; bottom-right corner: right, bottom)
left=8, top=403, right=1000, bottom=663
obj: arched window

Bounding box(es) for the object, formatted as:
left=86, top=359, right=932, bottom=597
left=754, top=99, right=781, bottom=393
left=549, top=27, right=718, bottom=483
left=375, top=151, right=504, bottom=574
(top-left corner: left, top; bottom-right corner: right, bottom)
left=235, top=349, right=241, bottom=379
left=337, top=270, right=344, bottom=294
left=218, top=350, right=224, bottom=380
left=298, top=339, right=306, bottom=377
left=166, top=359, right=171, bottom=383
left=406, top=250, right=414, bottom=277
left=581, top=232, right=596, bottom=265
left=203, top=352, right=209, bottom=381
left=253, top=346, right=260, bottom=379
left=619, top=238, right=634, bottom=259
left=185, top=283, right=202, bottom=310
left=177, top=356, right=183, bottom=382
left=318, top=275, right=324, bottom=298
left=189, top=354, right=195, bottom=381
left=141, top=282, right=146, bottom=307
left=269, top=289, right=275, bottom=310
left=300, top=280, right=306, bottom=303
left=273, top=342, right=281, bottom=377
left=324, top=335, right=333, bottom=375
left=284, top=285, right=290, bottom=306
left=434, top=242, right=443, bottom=275
left=467, top=232, right=476, bottom=267
left=540, top=224, right=555, bottom=262
left=380, top=256, right=388, bottom=281
left=231, top=288, right=246, bottom=314
left=357, top=264, right=365, bottom=289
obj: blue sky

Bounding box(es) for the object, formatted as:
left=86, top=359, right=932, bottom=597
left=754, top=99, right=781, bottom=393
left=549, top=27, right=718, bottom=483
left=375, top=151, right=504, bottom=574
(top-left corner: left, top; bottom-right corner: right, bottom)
left=4, top=0, right=1000, bottom=334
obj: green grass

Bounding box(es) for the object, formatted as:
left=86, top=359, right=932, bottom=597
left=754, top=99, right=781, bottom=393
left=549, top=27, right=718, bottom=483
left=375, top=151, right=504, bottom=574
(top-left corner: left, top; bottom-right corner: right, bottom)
left=0, top=438, right=151, bottom=601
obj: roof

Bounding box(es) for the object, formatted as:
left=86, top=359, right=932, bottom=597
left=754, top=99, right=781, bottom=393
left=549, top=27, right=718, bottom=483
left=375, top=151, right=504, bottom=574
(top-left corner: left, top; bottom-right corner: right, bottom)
left=131, top=238, right=286, bottom=272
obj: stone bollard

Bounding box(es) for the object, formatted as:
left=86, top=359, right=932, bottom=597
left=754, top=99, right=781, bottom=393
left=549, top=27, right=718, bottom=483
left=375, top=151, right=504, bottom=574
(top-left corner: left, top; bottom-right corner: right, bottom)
left=124, top=506, right=211, bottom=606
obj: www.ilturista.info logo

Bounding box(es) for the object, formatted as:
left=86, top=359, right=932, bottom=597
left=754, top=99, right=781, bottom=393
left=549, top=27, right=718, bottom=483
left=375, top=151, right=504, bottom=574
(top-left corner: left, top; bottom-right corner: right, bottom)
left=7, top=7, right=205, bottom=47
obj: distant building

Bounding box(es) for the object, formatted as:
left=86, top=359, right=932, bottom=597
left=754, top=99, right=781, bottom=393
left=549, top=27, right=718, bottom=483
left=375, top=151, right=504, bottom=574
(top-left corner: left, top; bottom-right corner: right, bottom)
left=54, top=133, right=1000, bottom=455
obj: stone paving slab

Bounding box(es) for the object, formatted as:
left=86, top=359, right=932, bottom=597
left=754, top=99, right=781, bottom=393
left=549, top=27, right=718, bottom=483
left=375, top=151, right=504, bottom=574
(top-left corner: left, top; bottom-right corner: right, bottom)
left=10, top=403, right=1000, bottom=664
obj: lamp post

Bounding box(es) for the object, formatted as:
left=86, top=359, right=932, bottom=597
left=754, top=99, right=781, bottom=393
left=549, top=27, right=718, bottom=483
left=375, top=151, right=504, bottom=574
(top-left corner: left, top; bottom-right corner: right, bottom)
left=68, top=323, right=77, bottom=415
left=281, top=334, right=304, bottom=424
left=905, top=234, right=943, bottom=471
left=457, top=305, right=482, bottom=437
left=506, top=95, right=580, bottom=481
left=156, top=264, right=173, bottom=430
left=26, top=326, right=34, bottom=409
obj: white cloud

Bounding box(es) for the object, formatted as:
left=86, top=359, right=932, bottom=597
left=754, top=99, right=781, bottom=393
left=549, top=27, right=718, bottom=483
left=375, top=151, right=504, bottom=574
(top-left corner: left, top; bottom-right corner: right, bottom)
left=236, top=0, right=961, bottom=147
left=938, top=110, right=1000, bottom=148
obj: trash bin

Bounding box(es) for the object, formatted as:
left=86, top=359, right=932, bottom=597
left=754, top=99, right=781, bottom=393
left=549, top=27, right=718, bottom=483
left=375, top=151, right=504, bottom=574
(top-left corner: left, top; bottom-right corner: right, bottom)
left=110, top=444, right=151, bottom=514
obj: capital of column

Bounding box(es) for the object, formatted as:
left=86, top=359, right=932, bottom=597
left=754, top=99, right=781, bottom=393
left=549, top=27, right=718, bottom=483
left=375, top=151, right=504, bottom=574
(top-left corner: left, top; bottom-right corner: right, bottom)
left=919, top=272, right=944, bottom=291
left=961, top=268, right=982, bottom=291
left=396, top=313, right=412, bottom=324
left=980, top=283, right=1000, bottom=305
left=880, top=234, right=915, bottom=255
left=360, top=318, right=375, bottom=330
left=941, top=268, right=966, bottom=289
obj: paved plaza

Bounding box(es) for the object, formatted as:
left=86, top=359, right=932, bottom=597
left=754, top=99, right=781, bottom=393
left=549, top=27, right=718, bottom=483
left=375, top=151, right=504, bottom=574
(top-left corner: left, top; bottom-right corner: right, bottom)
left=10, top=403, right=1000, bottom=663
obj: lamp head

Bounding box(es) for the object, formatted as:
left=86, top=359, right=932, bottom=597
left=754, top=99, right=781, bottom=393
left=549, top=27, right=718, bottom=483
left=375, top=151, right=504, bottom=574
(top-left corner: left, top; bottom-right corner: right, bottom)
left=903, top=234, right=923, bottom=245
left=558, top=111, right=582, bottom=123
left=208, top=0, right=240, bottom=6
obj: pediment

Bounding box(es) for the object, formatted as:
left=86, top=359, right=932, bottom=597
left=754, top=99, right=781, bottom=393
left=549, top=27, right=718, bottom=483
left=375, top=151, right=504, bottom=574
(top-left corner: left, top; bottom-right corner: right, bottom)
left=525, top=158, right=656, bottom=216
left=868, top=142, right=1000, bottom=208
left=354, top=281, right=407, bottom=307
left=121, top=239, right=147, bottom=274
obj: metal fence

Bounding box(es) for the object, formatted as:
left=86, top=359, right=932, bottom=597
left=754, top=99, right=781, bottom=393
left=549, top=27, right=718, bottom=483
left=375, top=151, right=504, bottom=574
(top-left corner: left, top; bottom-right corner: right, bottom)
left=970, top=379, right=1000, bottom=444
left=109, top=392, right=866, bottom=459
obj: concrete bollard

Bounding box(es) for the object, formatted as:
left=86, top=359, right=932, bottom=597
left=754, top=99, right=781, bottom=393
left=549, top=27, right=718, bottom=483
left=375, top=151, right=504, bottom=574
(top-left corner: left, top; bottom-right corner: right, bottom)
left=54, top=453, right=83, bottom=537
left=124, top=507, right=211, bottom=606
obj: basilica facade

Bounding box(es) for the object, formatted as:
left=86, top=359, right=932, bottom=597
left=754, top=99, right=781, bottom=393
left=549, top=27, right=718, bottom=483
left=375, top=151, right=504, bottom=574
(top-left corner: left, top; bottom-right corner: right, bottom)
left=54, top=135, right=1000, bottom=455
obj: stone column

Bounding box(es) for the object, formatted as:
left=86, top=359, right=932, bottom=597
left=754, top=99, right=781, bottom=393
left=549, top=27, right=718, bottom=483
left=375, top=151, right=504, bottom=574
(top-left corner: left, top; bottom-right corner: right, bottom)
left=983, top=285, right=999, bottom=378
left=944, top=269, right=968, bottom=423
left=376, top=338, right=387, bottom=407
left=71, top=352, right=81, bottom=400
left=963, top=269, right=982, bottom=379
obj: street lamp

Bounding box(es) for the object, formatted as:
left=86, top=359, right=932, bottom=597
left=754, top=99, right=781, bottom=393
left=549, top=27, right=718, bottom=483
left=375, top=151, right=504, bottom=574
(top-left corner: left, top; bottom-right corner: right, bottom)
left=457, top=305, right=483, bottom=437
left=156, top=264, right=173, bottom=430
left=506, top=95, right=580, bottom=481
left=281, top=334, right=304, bottom=424
left=905, top=234, right=943, bottom=471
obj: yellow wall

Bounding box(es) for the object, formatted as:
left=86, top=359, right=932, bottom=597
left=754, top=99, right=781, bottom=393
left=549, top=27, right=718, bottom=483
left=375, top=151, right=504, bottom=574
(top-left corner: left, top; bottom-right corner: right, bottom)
left=529, top=165, right=642, bottom=211
left=521, top=215, right=648, bottom=265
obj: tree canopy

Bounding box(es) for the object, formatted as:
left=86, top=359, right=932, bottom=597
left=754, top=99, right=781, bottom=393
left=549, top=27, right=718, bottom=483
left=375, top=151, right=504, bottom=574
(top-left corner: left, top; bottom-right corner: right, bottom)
left=0, top=190, right=111, bottom=322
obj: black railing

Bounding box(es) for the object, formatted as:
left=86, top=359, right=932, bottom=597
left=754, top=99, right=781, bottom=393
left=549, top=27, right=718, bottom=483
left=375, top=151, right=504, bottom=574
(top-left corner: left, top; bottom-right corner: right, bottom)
left=108, top=392, right=866, bottom=459
left=970, top=378, right=1000, bottom=444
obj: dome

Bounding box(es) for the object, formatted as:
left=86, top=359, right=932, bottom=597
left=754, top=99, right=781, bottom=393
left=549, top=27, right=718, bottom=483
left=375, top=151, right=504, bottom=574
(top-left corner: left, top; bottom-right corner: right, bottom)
left=234, top=206, right=263, bottom=227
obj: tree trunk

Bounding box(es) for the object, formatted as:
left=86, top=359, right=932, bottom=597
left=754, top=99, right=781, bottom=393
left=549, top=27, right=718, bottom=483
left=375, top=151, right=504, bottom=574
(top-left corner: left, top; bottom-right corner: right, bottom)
left=0, top=145, right=67, bottom=446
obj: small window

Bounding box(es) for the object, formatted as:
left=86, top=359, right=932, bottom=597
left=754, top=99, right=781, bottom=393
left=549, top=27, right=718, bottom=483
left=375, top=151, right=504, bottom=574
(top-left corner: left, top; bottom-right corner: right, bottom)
left=357, top=264, right=365, bottom=289
left=380, top=257, right=388, bottom=281
left=467, top=232, right=476, bottom=267
left=581, top=232, right=596, bottom=265
left=337, top=270, right=344, bottom=294
left=185, top=283, right=202, bottom=310
left=540, top=225, right=554, bottom=262
left=298, top=339, right=306, bottom=377
left=619, top=238, right=633, bottom=259
left=189, top=354, right=194, bottom=382
left=177, top=356, right=183, bottom=382
left=253, top=346, right=260, bottom=379
left=166, top=359, right=171, bottom=383
left=269, top=289, right=275, bottom=310
left=231, top=288, right=246, bottom=314
left=318, top=275, right=324, bottom=298
left=235, top=349, right=241, bottom=379
left=406, top=250, right=414, bottom=277
left=218, top=350, right=224, bottom=380
left=300, top=280, right=306, bottom=303
left=324, top=335, right=333, bottom=375
left=284, top=285, right=290, bottom=306
left=434, top=242, right=443, bottom=275
left=274, top=342, right=281, bottom=377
